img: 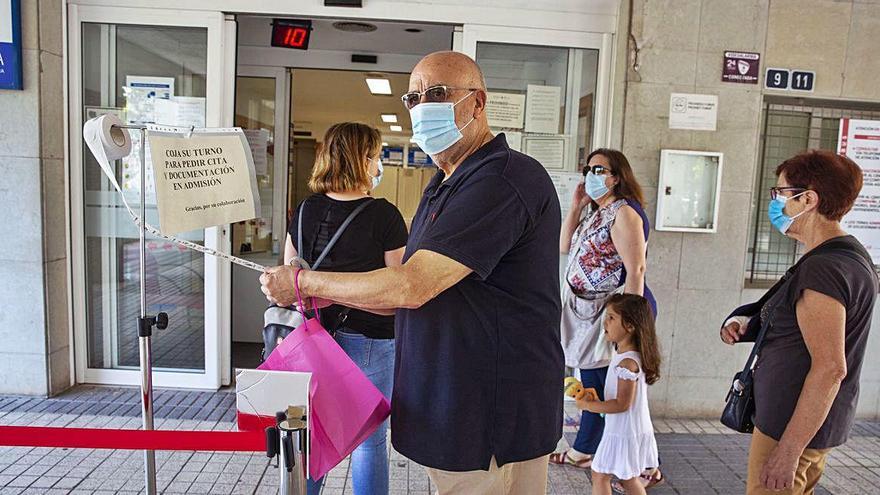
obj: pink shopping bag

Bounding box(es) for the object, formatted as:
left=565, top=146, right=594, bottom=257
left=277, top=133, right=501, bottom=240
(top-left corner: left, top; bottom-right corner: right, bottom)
left=258, top=270, right=391, bottom=480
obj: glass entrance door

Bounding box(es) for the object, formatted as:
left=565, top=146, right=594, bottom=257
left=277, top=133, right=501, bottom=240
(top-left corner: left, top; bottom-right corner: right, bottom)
left=230, top=66, right=289, bottom=368
left=69, top=5, right=231, bottom=388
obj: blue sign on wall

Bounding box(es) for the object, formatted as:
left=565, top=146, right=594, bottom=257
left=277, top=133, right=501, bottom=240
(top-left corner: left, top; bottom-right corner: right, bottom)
left=0, top=0, right=23, bottom=90
left=408, top=148, right=433, bottom=167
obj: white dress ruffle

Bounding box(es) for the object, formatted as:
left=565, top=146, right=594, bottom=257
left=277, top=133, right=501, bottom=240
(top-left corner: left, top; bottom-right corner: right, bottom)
left=591, top=351, right=659, bottom=480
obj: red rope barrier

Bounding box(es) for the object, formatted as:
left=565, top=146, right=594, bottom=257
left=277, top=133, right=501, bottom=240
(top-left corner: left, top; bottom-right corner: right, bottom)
left=0, top=426, right=265, bottom=452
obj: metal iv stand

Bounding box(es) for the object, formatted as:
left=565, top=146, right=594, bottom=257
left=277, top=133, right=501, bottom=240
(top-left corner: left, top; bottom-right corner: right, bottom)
left=112, top=124, right=297, bottom=495
left=115, top=124, right=168, bottom=495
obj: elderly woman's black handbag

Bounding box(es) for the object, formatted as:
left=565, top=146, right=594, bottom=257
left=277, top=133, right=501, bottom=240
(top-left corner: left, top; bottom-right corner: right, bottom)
left=720, top=321, right=771, bottom=433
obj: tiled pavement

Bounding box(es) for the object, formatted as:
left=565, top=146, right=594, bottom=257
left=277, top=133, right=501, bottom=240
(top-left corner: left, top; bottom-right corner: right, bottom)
left=1, top=386, right=879, bottom=494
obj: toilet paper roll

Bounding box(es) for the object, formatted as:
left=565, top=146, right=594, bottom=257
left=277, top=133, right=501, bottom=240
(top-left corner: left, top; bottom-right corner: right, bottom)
left=84, top=113, right=132, bottom=160
left=83, top=114, right=134, bottom=209
left=81, top=116, right=268, bottom=273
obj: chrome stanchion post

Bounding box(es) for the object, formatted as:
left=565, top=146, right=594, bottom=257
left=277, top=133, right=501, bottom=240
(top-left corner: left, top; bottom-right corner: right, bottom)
left=271, top=407, right=308, bottom=495
left=116, top=124, right=166, bottom=495
left=136, top=127, right=157, bottom=495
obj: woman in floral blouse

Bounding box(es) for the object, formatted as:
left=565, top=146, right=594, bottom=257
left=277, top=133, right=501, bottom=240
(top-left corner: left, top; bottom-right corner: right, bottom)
left=550, top=148, right=662, bottom=489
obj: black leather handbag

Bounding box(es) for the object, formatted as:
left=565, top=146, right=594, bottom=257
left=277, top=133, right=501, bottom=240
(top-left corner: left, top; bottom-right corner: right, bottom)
left=720, top=306, right=778, bottom=433
left=261, top=199, right=373, bottom=361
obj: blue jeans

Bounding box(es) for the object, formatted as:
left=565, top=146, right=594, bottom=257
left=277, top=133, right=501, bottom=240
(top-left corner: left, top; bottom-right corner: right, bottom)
left=307, top=330, right=395, bottom=495
left=572, top=367, right=608, bottom=455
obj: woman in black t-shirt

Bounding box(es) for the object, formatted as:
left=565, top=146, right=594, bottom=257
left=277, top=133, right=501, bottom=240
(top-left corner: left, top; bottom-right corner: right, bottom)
left=720, top=150, right=878, bottom=494
left=284, top=123, right=407, bottom=495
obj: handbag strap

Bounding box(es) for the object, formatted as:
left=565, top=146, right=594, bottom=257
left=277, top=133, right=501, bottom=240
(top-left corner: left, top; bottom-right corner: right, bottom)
left=297, top=198, right=374, bottom=270
left=737, top=238, right=872, bottom=381
left=737, top=276, right=794, bottom=381
left=294, top=269, right=311, bottom=332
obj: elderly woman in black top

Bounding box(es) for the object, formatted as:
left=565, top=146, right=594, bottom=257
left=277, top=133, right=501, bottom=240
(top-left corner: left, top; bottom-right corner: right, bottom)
left=720, top=150, right=877, bottom=494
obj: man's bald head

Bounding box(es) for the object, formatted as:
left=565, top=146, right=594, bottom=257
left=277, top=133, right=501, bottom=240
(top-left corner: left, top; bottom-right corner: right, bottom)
left=409, top=51, right=486, bottom=92
left=406, top=51, right=493, bottom=169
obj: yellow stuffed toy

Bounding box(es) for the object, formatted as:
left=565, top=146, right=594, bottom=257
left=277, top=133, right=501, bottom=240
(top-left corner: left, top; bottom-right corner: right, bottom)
left=564, top=376, right=599, bottom=402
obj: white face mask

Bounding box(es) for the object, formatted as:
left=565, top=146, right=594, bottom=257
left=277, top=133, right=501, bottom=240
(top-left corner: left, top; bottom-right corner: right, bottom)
left=371, top=159, right=383, bottom=189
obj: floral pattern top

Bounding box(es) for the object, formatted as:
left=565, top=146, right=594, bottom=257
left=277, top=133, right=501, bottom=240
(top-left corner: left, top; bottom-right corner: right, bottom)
left=566, top=199, right=627, bottom=294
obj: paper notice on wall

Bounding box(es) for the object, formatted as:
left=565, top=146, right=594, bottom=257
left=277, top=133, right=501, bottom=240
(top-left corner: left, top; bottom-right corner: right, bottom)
left=525, top=85, right=561, bottom=134
left=838, top=118, right=880, bottom=264
left=124, top=75, right=175, bottom=125
left=154, top=96, right=206, bottom=128
left=548, top=171, right=583, bottom=218
left=524, top=135, right=566, bottom=170
left=243, top=129, right=270, bottom=175
left=669, top=93, right=718, bottom=131
left=486, top=92, right=526, bottom=129
left=148, top=128, right=261, bottom=235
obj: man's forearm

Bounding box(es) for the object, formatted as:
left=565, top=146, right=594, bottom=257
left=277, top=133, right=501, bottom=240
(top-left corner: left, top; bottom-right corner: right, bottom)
left=300, top=266, right=419, bottom=310
left=779, top=366, right=843, bottom=453
left=337, top=301, right=397, bottom=316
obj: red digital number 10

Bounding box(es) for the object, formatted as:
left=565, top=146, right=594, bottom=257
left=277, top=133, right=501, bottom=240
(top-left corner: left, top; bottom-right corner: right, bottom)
left=284, top=27, right=307, bottom=47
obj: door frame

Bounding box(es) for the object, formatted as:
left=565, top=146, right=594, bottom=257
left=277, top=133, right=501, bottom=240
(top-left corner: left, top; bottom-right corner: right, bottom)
left=225, top=64, right=290, bottom=382
left=235, top=64, right=291, bottom=257
left=67, top=4, right=232, bottom=388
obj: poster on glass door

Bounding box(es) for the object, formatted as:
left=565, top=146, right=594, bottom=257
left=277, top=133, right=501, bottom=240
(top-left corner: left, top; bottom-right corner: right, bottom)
left=838, top=118, right=880, bottom=263
left=121, top=76, right=177, bottom=202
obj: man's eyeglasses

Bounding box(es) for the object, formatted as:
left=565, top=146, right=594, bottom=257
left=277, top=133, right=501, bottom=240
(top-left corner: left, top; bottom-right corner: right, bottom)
left=585, top=165, right=613, bottom=176
left=401, top=85, right=480, bottom=110
left=769, top=187, right=807, bottom=200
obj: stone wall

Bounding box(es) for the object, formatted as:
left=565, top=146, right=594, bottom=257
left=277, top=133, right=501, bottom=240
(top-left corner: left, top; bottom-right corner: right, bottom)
left=616, top=0, right=880, bottom=417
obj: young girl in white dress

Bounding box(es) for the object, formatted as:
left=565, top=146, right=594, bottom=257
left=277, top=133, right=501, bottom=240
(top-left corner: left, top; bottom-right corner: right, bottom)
left=578, top=293, right=661, bottom=495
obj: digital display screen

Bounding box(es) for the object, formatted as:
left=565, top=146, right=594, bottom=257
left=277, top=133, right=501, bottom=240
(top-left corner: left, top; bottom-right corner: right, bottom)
left=271, top=20, right=312, bottom=50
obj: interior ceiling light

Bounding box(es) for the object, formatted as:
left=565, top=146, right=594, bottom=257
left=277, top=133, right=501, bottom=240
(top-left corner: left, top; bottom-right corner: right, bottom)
left=381, top=114, right=398, bottom=123
left=332, top=21, right=377, bottom=33
left=389, top=125, right=403, bottom=132
left=366, top=78, right=392, bottom=95
left=381, top=142, right=389, bottom=146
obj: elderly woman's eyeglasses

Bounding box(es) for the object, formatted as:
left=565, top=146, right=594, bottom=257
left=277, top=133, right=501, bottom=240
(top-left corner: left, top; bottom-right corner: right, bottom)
left=585, top=165, right=613, bottom=176
left=401, top=85, right=480, bottom=110
left=769, top=187, right=807, bottom=200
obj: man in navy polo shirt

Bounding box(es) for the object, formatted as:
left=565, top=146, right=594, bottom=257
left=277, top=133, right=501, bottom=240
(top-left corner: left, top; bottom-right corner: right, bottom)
left=261, top=51, right=563, bottom=494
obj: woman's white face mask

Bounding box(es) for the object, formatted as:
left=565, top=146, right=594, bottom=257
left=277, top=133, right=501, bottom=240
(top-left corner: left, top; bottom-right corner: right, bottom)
left=371, top=159, right=383, bottom=189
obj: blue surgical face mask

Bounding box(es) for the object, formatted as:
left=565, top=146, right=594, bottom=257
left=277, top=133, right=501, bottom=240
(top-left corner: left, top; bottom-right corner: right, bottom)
left=371, top=159, right=383, bottom=189
left=584, top=171, right=610, bottom=200
left=768, top=191, right=807, bottom=234
left=409, top=92, right=475, bottom=155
